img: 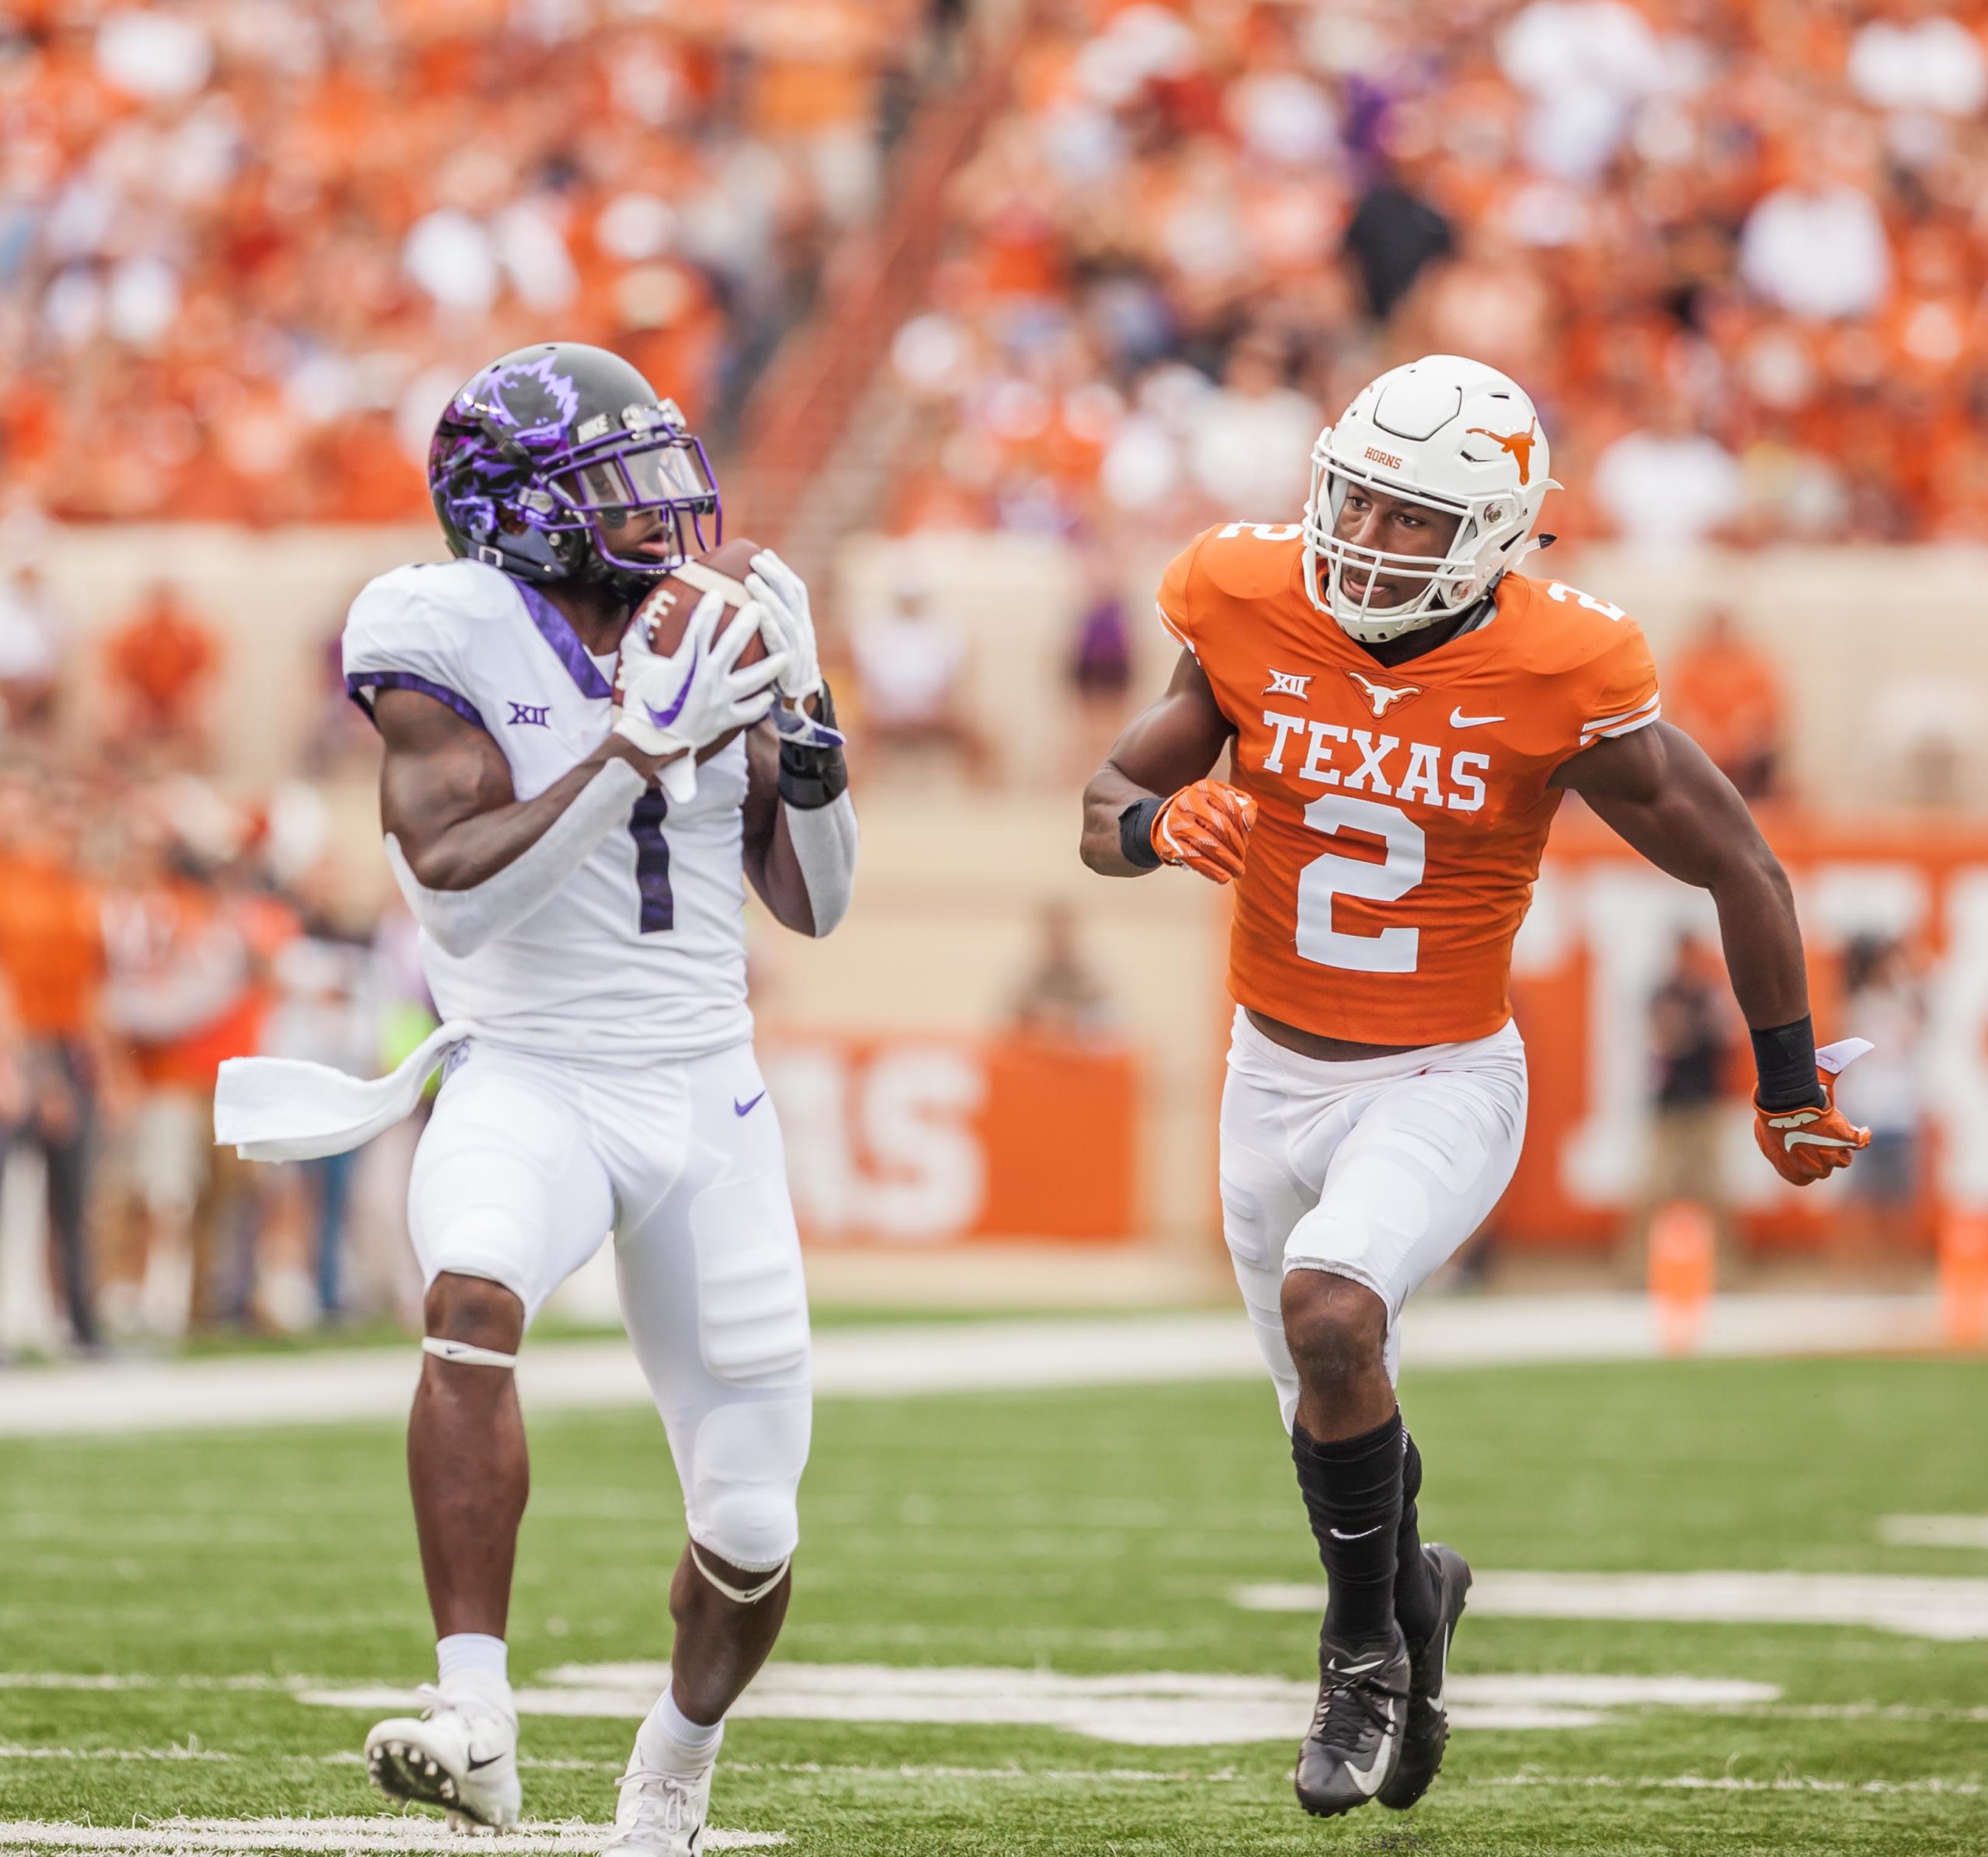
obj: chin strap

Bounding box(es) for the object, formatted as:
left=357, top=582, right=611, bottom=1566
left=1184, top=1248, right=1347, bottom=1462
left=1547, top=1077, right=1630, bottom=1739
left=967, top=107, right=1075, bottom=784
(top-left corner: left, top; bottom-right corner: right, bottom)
left=688, top=1541, right=790, bottom=1605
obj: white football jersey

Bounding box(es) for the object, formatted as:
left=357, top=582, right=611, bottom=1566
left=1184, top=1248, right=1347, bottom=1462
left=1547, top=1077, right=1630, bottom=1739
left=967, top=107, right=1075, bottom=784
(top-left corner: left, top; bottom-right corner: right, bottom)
left=343, top=558, right=753, bottom=1063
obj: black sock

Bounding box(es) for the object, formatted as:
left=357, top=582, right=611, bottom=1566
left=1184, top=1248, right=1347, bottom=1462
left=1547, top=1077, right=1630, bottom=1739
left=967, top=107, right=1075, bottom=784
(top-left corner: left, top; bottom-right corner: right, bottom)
left=1291, top=1413, right=1404, bottom=1645
left=1392, top=1429, right=1440, bottom=1647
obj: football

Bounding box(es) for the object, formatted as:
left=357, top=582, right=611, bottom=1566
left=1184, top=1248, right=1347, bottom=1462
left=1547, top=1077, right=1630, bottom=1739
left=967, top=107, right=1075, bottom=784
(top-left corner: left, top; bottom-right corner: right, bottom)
left=616, top=534, right=770, bottom=761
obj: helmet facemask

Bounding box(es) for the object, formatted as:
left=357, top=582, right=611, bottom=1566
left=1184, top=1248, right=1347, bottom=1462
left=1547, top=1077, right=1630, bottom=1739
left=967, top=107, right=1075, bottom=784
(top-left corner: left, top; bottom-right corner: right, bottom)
left=539, top=407, right=721, bottom=579
left=1301, top=439, right=1548, bottom=645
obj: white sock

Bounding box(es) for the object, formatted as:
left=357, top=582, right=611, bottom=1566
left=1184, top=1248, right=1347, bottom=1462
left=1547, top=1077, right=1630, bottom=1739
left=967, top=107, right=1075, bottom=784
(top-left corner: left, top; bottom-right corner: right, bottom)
left=436, top=1633, right=510, bottom=1699
left=638, top=1685, right=724, bottom=1771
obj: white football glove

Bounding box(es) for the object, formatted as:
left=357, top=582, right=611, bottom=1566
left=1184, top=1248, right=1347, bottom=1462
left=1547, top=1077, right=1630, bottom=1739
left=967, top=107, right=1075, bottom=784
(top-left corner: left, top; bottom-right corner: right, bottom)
left=746, top=549, right=822, bottom=704
left=613, top=589, right=787, bottom=805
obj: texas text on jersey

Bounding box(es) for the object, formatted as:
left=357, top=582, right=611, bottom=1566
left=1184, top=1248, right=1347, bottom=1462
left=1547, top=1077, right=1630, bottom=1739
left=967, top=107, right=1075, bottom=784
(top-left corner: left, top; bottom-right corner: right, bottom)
left=1158, top=524, right=1660, bottom=1047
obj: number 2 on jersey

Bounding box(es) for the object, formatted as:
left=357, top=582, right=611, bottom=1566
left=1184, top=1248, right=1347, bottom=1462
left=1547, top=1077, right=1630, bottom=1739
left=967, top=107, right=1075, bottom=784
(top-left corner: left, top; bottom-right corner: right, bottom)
left=1294, top=794, right=1424, bottom=974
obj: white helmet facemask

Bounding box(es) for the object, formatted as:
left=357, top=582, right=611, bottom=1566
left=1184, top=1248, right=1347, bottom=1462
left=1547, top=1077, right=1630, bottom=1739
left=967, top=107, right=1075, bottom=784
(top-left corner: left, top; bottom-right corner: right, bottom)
left=1300, top=355, right=1559, bottom=645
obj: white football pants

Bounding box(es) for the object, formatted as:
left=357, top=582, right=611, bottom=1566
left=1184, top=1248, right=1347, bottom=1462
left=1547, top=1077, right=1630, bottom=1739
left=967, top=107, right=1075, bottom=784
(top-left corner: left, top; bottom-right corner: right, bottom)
left=1219, top=1007, right=1528, bottom=1428
left=408, top=1037, right=809, bottom=1573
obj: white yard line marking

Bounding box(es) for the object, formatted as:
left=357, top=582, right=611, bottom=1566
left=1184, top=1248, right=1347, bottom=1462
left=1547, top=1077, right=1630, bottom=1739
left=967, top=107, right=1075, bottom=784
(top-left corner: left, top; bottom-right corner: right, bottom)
left=1232, top=1568, right=1988, bottom=1642
left=1879, top=1514, right=1988, bottom=1549
left=294, top=1664, right=1778, bottom=1747
left=1471, top=1775, right=1984, bottom=1796
left=0, top=1676, right=296, bottom=1692
left=0, top=1823, right=782, bottom=1853
left=0, top=1750, right=609, bottom=1772
left=0, top=1295, right=1944, bottom=1437
left=0, top=1748, right=1245, bottom=1786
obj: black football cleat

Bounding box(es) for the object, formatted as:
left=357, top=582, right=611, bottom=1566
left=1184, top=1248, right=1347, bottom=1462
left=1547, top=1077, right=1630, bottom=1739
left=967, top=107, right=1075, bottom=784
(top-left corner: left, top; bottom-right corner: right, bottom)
left=1378, top=1542, right=1472, bottom=1810
left=1293, top=1622, right=1409, bottom=1818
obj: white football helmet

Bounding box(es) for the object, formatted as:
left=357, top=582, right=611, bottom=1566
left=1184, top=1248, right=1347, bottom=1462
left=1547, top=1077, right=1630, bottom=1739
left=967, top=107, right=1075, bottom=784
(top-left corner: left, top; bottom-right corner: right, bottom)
left=1302, top=354, right=1559, bottom=644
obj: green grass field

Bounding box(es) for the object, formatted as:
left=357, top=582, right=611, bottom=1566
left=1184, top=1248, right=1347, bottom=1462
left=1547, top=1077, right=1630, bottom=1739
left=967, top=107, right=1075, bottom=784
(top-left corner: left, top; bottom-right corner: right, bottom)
left=3, top=1354, right=1986, bottom=1853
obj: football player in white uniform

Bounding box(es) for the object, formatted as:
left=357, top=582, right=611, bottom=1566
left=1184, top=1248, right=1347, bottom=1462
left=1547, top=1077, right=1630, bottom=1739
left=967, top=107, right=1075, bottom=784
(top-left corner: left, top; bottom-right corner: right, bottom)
left=216, top=344, right=857, bottom=1852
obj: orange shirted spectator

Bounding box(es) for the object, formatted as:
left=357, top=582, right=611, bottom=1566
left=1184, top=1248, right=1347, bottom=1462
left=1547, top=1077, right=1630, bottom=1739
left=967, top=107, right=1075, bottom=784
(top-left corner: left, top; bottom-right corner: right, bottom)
left=100, top=843, right=297, bottom=1332
left=105, top=582, right=221, bottom=763
left=1664, top=609, right=1787, bottom=802
left=0, top=775, right=106, bottom=1348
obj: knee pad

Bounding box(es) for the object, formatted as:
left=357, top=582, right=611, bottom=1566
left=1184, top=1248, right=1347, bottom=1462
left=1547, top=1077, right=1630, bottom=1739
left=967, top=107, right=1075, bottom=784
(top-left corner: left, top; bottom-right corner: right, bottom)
left=694, top=1487, right=800, bottom=1577
left=686, top=1396, right=810, bottom=1572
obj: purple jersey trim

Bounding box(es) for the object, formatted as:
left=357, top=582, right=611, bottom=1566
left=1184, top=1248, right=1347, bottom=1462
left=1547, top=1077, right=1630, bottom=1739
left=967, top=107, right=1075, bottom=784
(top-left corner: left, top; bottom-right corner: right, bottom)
left=346, top=671, right=488, bottom=734
left=510, top=577, right=613, bottom=701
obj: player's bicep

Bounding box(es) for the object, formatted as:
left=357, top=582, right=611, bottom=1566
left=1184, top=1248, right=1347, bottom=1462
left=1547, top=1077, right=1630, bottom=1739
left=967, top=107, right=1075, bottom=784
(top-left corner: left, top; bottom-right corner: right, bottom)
left=1102, top=649, right=1235, bottom=795
left=1562, top=722, right=1767, bottom=889
left=375, top=687, right=517, bottom=872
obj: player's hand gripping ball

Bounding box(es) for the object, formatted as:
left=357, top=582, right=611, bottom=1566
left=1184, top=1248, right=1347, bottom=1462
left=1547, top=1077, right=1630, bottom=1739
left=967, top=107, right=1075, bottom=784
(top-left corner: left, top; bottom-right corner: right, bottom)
left=1753, top=1039, right=1873, bottom=1186
left=1152, top=778, right=1257, bottom=885
left=614, top=536, right=773, bottom=749
left=613, top=536, right=787, bottom=804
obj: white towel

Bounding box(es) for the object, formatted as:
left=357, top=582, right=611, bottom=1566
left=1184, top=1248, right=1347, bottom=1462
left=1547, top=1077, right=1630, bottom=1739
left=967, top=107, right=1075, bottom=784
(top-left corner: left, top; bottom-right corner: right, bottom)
left=1816, top=1037, right=1875, bottom=1076
left=214, top=1019, right=480, bottom=1162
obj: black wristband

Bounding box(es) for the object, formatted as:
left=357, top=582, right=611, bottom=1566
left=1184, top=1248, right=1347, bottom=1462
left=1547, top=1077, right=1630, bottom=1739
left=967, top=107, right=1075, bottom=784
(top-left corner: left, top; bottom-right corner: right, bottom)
left=777, top=680, right=848, bottom=810
left=1751, top=1015, right=1826, bottom=1111
left=1119, top=797, right=1163, bottom=871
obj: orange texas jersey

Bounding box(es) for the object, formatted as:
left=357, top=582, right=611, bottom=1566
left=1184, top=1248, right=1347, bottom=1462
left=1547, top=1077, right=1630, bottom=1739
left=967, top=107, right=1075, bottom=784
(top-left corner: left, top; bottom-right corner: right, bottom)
left=1156, top=521, right=1661, bottom=1047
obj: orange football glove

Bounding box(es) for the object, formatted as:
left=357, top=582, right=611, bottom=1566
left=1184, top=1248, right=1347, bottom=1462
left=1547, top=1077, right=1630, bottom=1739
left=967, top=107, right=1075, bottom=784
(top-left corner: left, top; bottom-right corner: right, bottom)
left=1152, top=779, right=1256, bottom=885
left=1753, top=1037, right=1873, bottom=1187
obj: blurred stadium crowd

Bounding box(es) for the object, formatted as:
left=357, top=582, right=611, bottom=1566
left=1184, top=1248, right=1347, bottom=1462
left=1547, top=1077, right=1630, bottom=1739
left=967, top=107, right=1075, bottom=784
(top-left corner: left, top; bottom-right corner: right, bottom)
left=887, top=0, right=1988, bottom=544
left=6, top=2, right=1987, bottom=538
left=0, top=0, right=939, bottom=523
left=0, top=0, right=1977, bottom=1351
left=0, top=735, right=430, bottom=1351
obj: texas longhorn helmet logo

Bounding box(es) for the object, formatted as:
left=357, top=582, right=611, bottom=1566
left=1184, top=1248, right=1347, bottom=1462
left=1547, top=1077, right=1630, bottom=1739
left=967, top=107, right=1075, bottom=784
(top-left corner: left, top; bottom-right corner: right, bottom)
left=1465, top=416, right=1539, bottom=485
left=1346, top=669, right=1422, bottom=718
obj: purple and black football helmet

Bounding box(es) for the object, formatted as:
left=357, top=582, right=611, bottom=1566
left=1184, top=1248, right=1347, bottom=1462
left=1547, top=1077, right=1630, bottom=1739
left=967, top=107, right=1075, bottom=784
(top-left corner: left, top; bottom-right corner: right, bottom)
left=428, top=343, right=720, bottom=596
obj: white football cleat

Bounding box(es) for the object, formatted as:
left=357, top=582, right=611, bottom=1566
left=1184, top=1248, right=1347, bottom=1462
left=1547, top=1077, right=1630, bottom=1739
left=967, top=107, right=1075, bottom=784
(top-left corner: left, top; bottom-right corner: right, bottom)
left=603, top=1749, right=715, bottom=1855
left=364, top=1683, right=521, bottom=1831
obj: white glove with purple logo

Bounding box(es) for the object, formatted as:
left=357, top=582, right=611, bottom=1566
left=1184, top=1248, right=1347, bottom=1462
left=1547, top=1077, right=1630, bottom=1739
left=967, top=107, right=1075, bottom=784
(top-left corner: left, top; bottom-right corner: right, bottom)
left=613, top=588, right=786, bottom=805
left=746, top=549, right=823, bottom=704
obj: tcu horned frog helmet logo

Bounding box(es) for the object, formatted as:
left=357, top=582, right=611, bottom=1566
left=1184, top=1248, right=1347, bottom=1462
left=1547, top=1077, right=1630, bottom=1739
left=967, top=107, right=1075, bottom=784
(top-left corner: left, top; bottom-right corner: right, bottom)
left=1303, top=354, right=1559, bottom=647
left=427, top=341, right=721, bottom=591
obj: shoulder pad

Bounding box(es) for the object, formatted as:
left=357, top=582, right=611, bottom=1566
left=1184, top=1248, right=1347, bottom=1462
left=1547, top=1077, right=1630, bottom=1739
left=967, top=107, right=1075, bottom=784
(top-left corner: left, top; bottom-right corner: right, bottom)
left=342, top=560, right=517, bottom=711
left=1192, top=523, right=1308, bottom=603
left=1497, top=572, right=1645, bottom=672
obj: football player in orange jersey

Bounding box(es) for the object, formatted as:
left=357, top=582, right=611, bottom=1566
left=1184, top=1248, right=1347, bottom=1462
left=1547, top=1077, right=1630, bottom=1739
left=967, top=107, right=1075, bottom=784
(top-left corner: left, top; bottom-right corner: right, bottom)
left=1080, top=355, right=1869, bottom=1821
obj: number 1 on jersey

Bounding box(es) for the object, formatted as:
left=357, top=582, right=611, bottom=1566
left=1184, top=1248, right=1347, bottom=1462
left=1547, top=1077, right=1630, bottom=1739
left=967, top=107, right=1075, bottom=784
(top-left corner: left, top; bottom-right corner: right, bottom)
left=629, top=791, right=673, bottom=933
left=1294, top=795, right=1425, bottom=973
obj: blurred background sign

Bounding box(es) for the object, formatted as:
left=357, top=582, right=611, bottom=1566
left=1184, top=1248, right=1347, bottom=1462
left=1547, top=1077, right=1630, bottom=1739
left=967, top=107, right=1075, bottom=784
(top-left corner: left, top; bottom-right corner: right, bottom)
left=765, top=1035, right=1138, bottom=1245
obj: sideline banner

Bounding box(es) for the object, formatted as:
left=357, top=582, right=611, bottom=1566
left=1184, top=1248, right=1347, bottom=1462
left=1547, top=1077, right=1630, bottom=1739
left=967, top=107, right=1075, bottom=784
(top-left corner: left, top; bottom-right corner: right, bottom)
left=1501, top=809, right=1986, bottom=1250
left=762, top=1034, right=1138, bottom=1246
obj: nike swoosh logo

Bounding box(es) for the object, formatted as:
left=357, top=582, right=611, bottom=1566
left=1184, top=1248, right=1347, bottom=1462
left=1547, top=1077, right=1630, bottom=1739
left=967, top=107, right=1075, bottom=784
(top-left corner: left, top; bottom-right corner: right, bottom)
left=1785, top=1132, right=1857, bottom=1149
left=733, top=1092, right=766, bottom=1117
left=1449, top=708, right=1503, bottom=729
left=465, top=1752, right=506, bottom=1772
left=1328, top=1656, right=1384, bottom=1676
left=1329, top=1524, right=1385, bottom=1541
left=1428, top=1621, right=1451, bottom=1715
left=1343, top=1695, right=1397, bottom=1795
left=645, top=641, right=700, bottom=729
